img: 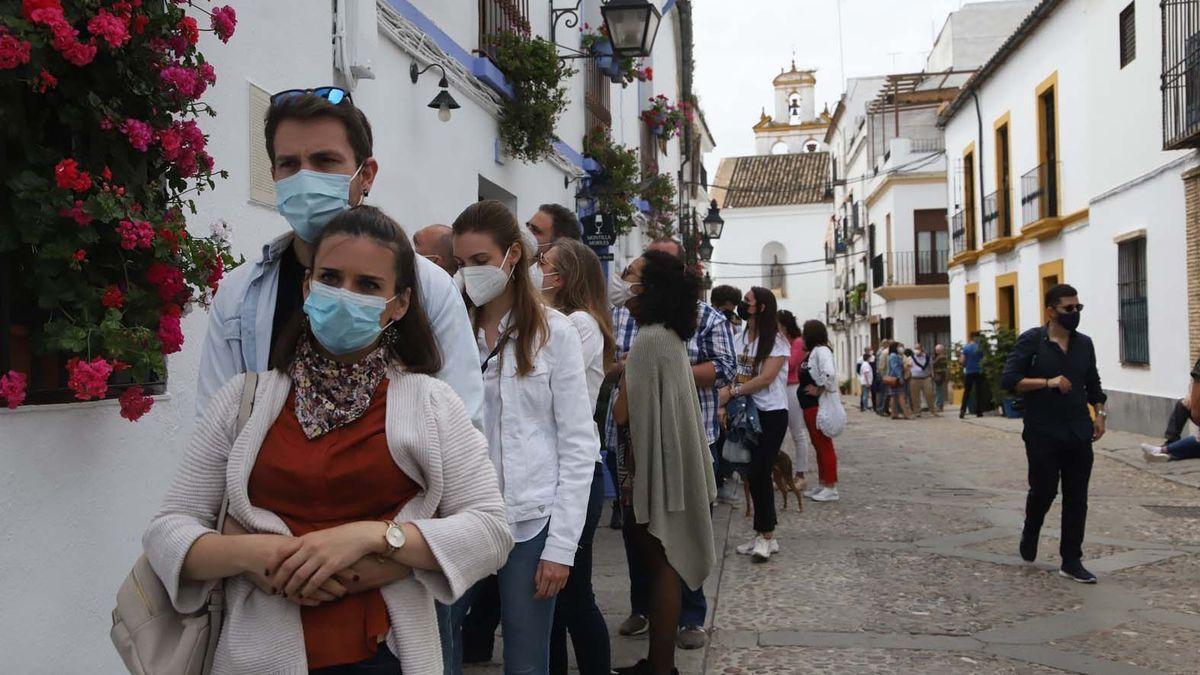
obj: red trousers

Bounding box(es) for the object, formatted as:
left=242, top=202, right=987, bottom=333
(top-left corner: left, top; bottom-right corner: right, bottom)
left=803, top=406, right=838, bottom=485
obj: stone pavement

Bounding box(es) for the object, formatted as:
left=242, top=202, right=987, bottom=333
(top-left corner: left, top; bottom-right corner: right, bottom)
left=467, top=403, right=1200, bottom=674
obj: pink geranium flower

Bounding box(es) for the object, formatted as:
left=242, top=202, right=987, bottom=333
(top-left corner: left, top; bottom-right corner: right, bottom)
left=0, top=370, right=27, bottom=409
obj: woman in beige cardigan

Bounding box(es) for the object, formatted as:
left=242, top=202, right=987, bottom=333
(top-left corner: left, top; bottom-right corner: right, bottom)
left=143, top=206, right=512, bottom=674
left=612, top=250, right=717, bottom=675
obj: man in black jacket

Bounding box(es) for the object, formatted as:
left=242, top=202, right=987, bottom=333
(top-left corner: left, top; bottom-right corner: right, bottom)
left=1001, top=284, right=1106, bottom=584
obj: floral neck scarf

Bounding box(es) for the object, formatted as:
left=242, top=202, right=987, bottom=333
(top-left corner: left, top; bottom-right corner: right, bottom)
left=291, top=334, right=388, bottom=439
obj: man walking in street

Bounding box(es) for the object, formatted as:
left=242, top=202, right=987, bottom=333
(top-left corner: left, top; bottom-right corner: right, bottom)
left=1001, top=284, right=1106, bottom=584
left=932, top=343, right=949, bottom=412
left=959, top=332, right=985, bottom=418
left=610, top=237, right=735, bottom=651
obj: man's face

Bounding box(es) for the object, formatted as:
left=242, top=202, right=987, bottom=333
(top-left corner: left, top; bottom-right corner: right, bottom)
left=935, top=345, right=944, bottom=355
left=1047, top=295, right=1083, bottom=322
left=271, top=116, right=377, bottom=204
left=526, top=210, right=555, bottom=252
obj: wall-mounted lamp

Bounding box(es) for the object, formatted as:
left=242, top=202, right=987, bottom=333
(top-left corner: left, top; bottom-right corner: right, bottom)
left=698, top=235, right=714, bottom=263
left=550, top=0, right=661, bottom=61
left=409, top=62, right=461, bottom=123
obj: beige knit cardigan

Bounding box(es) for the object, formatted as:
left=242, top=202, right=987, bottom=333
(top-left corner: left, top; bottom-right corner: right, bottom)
left=624, top=323, right=717, bottom=591
left=142, top=369, right=513, bottom=675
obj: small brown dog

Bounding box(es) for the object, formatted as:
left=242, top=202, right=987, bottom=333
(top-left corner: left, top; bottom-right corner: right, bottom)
left=742, top=451, right=805, bottom=517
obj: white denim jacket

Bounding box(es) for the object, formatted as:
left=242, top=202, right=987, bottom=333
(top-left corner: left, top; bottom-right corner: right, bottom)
left=480, top=308, right=600, bottom=566
left=195, top=232, right=483, bottom=428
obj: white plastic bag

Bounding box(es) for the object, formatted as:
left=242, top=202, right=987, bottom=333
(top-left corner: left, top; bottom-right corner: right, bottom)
left=816, top=390, right=847, bottom=437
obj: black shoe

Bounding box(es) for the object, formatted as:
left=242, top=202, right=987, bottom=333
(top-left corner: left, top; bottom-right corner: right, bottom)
left=613, top=662, right=678, bottom=675
left=609, top=500, right=623, bottom=529
left=1019, top=530, right=1038, bottom=562
left=1059, top=561, right=1098, bottom=584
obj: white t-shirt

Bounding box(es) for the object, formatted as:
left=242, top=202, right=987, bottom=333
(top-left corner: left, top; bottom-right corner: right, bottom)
left=733, top=331, right=791, bottom=411
left=566, top=310, right=604, bottom=413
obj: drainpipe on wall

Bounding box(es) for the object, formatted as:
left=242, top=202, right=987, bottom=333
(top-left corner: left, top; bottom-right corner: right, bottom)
left=971, top=88, right=986, bottom=246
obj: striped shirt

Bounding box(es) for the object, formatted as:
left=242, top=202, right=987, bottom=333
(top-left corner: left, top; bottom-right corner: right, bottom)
left=606, top=302, right=736, bottom=448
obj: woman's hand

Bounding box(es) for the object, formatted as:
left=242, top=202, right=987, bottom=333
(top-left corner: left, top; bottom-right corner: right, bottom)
left=270, top=521, right=386, bottom=600
left=221, top=518, right=348, bottom=605
left=332, top=556, right=413, bottom=594
left=718, top=385, right=733, bottom=406
left=534, top=560, right=570, bottom=599
left=804, top=384, right=820, bottom=396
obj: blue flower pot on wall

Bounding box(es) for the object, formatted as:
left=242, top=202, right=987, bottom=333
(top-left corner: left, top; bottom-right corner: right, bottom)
left=591, top=39, right=619, bottom=78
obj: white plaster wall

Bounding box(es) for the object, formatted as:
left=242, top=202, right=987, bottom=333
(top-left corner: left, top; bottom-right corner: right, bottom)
left=710, top=205, right=833, bottom=322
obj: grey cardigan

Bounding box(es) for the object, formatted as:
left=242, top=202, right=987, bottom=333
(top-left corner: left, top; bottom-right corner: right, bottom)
left=624, top=323, right=717, bottom=591
left=143, top=369, right=513, bottom=674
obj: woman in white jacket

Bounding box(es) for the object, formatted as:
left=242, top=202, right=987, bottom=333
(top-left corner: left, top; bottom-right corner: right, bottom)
left=448, top=200, right=599, bottom=674
left=142, top=206, right=513, bottom=674
left=797, top=320, right=842, bottom=502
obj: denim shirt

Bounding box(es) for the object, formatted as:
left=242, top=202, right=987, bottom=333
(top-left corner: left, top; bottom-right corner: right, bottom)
left=196, top=232, right=483, bottom=428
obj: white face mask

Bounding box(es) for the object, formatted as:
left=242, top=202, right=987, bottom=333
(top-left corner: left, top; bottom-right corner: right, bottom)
left=529, top=262, right=545, bottom=293
left=455, top=246, right=515, bottom=307
left=607, top=273, right=640, bottom=308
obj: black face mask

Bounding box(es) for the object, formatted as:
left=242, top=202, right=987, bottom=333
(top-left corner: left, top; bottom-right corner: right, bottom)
left=736, top=301, right=750, bottom=321
left=1055, top=311, right=1081, bottom=332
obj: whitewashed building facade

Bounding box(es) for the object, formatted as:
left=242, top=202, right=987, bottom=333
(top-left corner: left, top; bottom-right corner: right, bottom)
left=940, top=0, right=1199, bottom=434
left=0, top=1, right=706, bottom=670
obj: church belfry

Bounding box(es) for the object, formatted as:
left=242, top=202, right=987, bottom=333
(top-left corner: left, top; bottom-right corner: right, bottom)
left=753, top=60, right=831, bottom=156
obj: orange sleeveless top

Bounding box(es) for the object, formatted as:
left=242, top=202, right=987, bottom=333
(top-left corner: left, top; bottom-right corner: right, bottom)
left=248, top=380, right=420, bottom=669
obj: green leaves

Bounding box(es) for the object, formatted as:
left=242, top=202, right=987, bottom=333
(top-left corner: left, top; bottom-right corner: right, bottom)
left=584, top=127, right=639, bottom=234
left=489, top=32, right=576, bottom=163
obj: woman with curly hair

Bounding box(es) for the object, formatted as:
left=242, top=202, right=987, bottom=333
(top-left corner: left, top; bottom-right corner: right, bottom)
left=612, top=250, right=717, bottom=675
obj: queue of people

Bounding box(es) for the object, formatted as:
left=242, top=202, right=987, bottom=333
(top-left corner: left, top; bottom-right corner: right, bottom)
left=132, top=88, right=852, bottom=675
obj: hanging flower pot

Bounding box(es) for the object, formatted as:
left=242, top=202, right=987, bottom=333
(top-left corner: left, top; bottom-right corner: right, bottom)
left=591, top=38, right=620, bottom=78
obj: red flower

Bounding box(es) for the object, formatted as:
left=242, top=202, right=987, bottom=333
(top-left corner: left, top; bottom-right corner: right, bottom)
left=177, top=16, right=199, bottom=45
left=118, top=385, right=154, bottom=421
left=66, top=356, right=113, bottom=401
left=58, top=200, right=92, bottom=225
left=21, top=0, right=62, bottom=20
left=158, top=119, right=207, bottom=176
left=34, top=68, right=57, bottom=92
left=101, top=284, right=124, bottom=308
left=101, top=166, right=113, bottom=181
left=206, top=255, right=225, bottom=290
left=116, top=219, right=154, bottom=250
left=72, top=248, right=87, bottom=262
left=120, top=118, right=154, bottom=152
left=132, top=14, right=149, bottom=34
left=0, top=370, right=27, bottom=409
left=146, top=262, right=186, bottom=301
left=157, top=313, right=184, bottom=354
left=55, top=158, right=93, bottom=192
left=158, top=227, right=180, bottom=254
left=0, top=29, right=32, bottom=70
left=87, top=9, right=130, bottom=48
left=210, top=5, right=237, bottom=43
left=159, top=64, right=206, bottom=99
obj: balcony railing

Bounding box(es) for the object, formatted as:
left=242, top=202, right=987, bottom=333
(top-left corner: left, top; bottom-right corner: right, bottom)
left=584, top=59, right=612, bottom=130
left=981, top=191, right=1001, bottom=243
left=1020, top=163, right=1060, bottom=224
left=1162, top=0, right=1200, bottom=149
left=875, top=250, right=949, bottom=287
left=910, top=137, right=946, bottom=153
left=950, top=209, right=967, bottom=255
left=478, top=0, right=531, bottom=61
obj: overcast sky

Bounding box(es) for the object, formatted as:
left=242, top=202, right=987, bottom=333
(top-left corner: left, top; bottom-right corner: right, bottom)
left=693, top=0, right=969, bottom=174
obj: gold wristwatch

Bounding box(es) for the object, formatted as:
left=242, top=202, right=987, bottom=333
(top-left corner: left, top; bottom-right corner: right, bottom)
left=381, top=521, right=407, bottom=558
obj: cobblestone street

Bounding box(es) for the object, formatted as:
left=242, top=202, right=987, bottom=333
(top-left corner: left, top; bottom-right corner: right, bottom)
left=469, top=403, right=1200, bottom=674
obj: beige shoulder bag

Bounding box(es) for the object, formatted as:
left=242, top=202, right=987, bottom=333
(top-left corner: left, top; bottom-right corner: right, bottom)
left=110, top=372, right=258, bottom=675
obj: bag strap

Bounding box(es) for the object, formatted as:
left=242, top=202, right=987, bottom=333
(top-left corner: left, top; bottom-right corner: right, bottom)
left=216, top=371, right=258, bottom=533
left=481, top=329, right=514, bottom=374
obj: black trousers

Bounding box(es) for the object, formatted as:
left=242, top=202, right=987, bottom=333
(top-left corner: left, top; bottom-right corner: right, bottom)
left=749, top=409, right=789, bottom=534
left=1022, top=432, right=1094, bottom=563
left=1165, top=399, right=1192, bottom=443
left=310, top=644, right=401, bottom=674
left=550, top=463, right=610, bottom=675
left=960, top=373, right=985, bottom=417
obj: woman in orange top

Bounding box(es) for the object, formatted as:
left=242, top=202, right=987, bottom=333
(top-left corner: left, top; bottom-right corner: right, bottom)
left=144, top=206, right=512, bottom=673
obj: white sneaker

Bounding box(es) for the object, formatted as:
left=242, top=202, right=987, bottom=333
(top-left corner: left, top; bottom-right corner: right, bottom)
left=1141, top=443, right=1171, bottom=463
left=803, top=485, right=821, bottom=498
left=751, top=536, right=773, bottom=562
left=736, top=537, right=779, bottom=555
left=810, top=486, right=840, bottom=502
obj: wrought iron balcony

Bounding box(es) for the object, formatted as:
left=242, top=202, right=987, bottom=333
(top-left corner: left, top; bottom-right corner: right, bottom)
left=950, top=209, right=968, bottom=255
left=1162, top=0, right=1200, bottom=149
left=981, top=191, right=1001, bottom=243
left=874, top=250, right=949, bottom=288
left=1020, top=164, right=1059, bottom=225
left=478, top=0, right=531, bottom=61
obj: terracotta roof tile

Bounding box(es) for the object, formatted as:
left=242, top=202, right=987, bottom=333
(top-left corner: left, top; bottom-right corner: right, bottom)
left=714, top=152, right=832, bottom=209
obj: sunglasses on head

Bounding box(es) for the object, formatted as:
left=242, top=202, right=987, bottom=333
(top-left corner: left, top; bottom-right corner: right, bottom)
left=270, top=86, right=352, bottom=106
left=1056, top=303, right=1084, bottom=313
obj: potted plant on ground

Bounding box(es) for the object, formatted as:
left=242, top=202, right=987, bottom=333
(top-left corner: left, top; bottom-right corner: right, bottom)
left=979, top=321, right=1022, bottom=418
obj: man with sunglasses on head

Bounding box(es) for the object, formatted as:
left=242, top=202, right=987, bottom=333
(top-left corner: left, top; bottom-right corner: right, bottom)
left=196, top=86, right=482, bottom=421
left=1001, top=283, right=1106, bottom=584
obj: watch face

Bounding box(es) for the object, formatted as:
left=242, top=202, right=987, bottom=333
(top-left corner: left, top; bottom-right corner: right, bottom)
left=385, top=524, right=406, bottom=548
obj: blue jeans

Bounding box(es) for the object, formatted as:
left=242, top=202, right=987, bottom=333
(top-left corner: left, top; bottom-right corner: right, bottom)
left=620, top=444, right=714, bottom=627
left=859, top=388, right=870, bottom=411
left=443, top=525, right=556, bottom=674
left=310, top=643, right=402, bottom=674
left=1166, top=435, right=1200, bottom=460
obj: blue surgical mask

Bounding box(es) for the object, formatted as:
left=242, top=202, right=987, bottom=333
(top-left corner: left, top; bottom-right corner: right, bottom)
left=275, top=165, right=363, bottom=242
left=303, top=281, right=396, bottom=355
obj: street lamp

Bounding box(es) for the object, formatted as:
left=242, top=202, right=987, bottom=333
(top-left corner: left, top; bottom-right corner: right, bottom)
left=702, top=199, right=724, bottom=239
left=410, top=63, right=460, bottom=122
left=600, top=0, right=661, bottom=57
left=574, top=182, right=595, bottom=216
left=698, top=235, right=714, bottom=262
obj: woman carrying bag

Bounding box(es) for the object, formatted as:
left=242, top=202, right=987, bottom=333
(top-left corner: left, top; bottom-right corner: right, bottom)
left=139, top=206, right=513, bottom=674
left=798, top=320, right=843, bottom=503
left=724, top=287, right=790, bottom=563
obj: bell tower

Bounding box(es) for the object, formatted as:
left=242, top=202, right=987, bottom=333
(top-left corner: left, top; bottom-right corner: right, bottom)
left=753, top=61, right=830, bottom=156
left=773, top=60, right=816, bottom=125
